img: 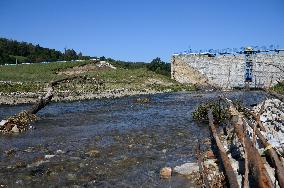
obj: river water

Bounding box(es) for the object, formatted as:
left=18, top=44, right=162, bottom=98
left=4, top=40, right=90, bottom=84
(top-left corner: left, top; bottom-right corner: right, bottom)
left=0, top=91, right=269, bottom=187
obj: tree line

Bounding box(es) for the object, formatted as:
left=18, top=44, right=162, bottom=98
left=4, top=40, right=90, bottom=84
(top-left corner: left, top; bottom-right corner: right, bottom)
left=107, top=56, right=170, bottom=76
left=0, top=38, right=91, bottom=65
left=0, top=38, right=171, bottom=77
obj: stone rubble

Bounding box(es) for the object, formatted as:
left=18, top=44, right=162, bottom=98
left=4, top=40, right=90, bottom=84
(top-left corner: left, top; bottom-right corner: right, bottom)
left=173, top=162, right=199, bottom=175
left=253, top=98, right=284, bottom=155
left=159, top=167, right=172, bottom=179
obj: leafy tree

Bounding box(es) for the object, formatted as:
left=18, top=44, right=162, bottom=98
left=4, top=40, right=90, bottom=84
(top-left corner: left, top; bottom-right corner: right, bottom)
left=99, top=56, right=106, bottom=61
left=0, top=37, right=90, bottom=64
left=147, top=57, right=171, bottom=76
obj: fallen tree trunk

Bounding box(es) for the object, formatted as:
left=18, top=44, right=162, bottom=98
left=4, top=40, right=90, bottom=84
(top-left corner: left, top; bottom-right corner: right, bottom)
left=241, top=127, right=249, bottom=188
left=207, top=109, right=239, bottom=188
left=233, top=117, right=274, bottom=188
left=222, top=97, right=284, bottom=188
left=244, top=117, right=284, bottom=188
left=27, top=76, right=87, bottom=114
left=253, top=100, right=266, bottom=146
left=219, top=96, right=266, bottom=132
left=196, top=141, right=210, bottom=188
left=0, top=76, right=87, bottom=133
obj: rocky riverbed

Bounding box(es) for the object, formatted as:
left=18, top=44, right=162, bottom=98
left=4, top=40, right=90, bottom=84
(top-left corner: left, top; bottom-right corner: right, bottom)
left=253, top=98, right=284, bottom=156
left=0, top=89, right=163, bottom=105
left=0, top=91, right=270, bottom=187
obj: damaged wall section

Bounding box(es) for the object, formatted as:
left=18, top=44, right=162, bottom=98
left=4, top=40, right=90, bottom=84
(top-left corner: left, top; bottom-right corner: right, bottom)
left=171, top=53, right=284, bottom=89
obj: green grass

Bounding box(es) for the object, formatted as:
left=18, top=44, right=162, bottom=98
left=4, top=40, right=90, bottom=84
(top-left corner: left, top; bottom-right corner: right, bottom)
left=86, top=67, right=165, bottom=82
left=272, top=81, right=284, bottom=94
left=0, top=82, right=43, bottom=93
left=0, top=60, right=91, bottom=82
left=0, top=60, right=195, bottom=94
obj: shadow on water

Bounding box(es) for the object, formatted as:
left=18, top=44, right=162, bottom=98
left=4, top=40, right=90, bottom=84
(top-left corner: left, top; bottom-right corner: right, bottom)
left=0, top=91, right=269, bottom=187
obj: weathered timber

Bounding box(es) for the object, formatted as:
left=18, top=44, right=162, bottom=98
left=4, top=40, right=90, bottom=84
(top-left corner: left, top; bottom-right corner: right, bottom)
left=27, top=76, right=87, bottom=114
left=233, top=119, right=274, bottom=188
left=253, top=101, right=266, bottom=146
left=244, top=117, right=284, bottom=188
left=1, top=75, right=88, bottom=133
left=241, top=127, right=249, bottom=188
left=207, top=109, right=239, bottom=188
left=222, top=97, right=284, bottom=188
left=196, top=141, right=210, bottom=188
left=219, top=96, right=266, bottom=132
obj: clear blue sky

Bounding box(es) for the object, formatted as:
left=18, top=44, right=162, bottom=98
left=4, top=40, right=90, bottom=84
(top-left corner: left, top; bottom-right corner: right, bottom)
left=0, top=0, right=283, bottom=62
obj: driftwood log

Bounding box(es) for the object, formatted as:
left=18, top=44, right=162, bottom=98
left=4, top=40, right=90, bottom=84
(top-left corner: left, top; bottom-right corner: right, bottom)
left=224, top=96, right=266, bottom=132
left=225, top=98, right=284, bottom=188
left=207, top=109, right=239, bottom=188
left=241, top=124, right=249, bottom=188
left=233, top=117, right=274, bottom=188
left=244, top=117, right=284, bottom=188
left=0, top=76, right=88, bottom=133
left=196, top=141, right=210, bottom=188
left=223, top=97, right=284, bottom=188
left=27, top=76, right=87, bottom=114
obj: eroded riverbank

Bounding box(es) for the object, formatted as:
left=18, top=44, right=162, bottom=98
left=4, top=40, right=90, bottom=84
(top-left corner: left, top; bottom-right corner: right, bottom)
left=0, top=91, right=269, bottom=187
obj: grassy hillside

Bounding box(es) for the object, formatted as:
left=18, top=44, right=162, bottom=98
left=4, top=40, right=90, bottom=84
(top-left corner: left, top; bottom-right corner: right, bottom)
left=0, top=61, right=90, bottom=82
left=0, top=60, right=195, bottom=94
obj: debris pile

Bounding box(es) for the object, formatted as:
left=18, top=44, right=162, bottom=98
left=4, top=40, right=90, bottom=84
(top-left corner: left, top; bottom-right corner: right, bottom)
left=173, top=159, right=225, bottom=187
left=253, top=98, right=284, bottom=156
left=0, top=111, right=37, bottom=133
left=0, top=76, right=89, bottom=134
left=190, top=97, right=284, bottom=187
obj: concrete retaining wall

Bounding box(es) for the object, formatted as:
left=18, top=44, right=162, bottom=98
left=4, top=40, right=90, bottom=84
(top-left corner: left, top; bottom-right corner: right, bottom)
left=171, top=53, right=284, bottom=88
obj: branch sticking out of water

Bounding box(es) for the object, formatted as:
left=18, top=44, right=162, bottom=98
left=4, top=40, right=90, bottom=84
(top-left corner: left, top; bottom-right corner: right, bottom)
left=0, top=75, right=91, bottom=134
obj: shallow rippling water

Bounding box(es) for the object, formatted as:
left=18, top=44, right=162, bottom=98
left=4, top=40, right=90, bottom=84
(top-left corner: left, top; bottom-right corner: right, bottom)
left=0, top=91, right=269, bottom=187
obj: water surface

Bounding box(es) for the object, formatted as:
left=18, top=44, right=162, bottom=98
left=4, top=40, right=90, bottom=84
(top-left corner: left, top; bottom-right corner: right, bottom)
left=0, top=91, right=269, bottom=187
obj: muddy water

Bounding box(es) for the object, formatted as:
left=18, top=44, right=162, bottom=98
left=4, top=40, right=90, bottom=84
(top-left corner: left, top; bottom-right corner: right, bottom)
left=0, top=91, right=269, bottom=187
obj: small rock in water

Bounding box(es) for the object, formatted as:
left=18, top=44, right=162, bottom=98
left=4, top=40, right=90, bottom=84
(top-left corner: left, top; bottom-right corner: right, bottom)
left=67, top=173, right=76, bottom=180
left=33, top=156, right=44, bottom=163
left=174, top=163, right=199, bottom=175
left=86, top=149, right=100, bottom=157
left=11, top=125, right=19, bottom=133
left=5, top=148, right=16, bottom=155
left=0, top=120, right=8, bottom=126
left=204, top=159, right=218, bottom=168
left=206, top=150, right=215, bottom=159
left=15, top=179, right=23, bottom=185
left=45, top=155, right=55, bottom=159
left=56, top=150, right=64, bottom=154
left=160, top=167, right=172, bottom=179
left=15, top=161, right=27, bottom=168
left=4, top=123, right=13, bottom=131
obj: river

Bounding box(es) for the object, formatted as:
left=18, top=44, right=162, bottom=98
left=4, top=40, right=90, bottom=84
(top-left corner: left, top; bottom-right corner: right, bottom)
left=0, top=91, right=269, bottom=187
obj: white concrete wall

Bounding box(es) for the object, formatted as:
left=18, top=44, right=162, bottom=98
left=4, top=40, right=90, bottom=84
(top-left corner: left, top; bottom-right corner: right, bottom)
left=171, top=53, right=284, bottom=89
